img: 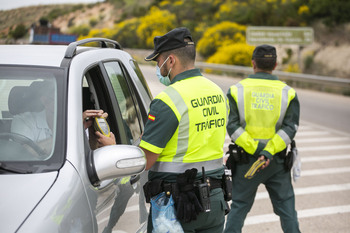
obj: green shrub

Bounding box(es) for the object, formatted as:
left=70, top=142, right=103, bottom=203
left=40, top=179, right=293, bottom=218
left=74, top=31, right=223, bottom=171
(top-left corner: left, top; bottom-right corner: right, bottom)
left=9, top=24, right=27, bottom=40
left=89, top=18, right=98, bottom=27
left=111, top=18, right=141, bottom=48
left=304, top=54, right=314, bottom=70
left=69, top=25, right=90, bottom=36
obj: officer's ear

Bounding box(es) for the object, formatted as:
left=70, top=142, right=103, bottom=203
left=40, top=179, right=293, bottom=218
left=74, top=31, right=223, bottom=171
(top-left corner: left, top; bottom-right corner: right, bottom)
left=168, top=54, right=176, bottom=67
left=273, top=62, right=277, bottom=70
left=252, top=60, right=257, bottom=70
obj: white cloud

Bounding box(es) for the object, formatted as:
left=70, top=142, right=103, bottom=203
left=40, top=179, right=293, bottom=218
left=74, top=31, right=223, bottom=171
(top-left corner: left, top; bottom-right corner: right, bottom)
left=0, top=0, right=103, bottom=11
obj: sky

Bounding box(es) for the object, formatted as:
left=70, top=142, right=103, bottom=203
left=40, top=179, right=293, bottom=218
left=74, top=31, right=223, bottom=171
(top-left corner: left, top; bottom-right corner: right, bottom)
left=0, top=0, right=103, bottom=11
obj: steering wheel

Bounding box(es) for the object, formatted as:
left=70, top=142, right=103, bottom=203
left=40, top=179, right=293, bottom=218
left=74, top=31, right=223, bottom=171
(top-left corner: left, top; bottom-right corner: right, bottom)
left=0, top=133, right=46, bottom=157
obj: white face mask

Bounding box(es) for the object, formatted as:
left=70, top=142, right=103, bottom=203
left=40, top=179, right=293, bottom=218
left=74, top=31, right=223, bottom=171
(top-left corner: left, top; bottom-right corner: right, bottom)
left=156, top=56, right=172, bottom=86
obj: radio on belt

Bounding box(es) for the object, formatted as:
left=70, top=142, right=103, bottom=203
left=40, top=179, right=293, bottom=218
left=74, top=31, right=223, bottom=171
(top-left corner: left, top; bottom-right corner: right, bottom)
left=93, top=117, right=111, bottom=137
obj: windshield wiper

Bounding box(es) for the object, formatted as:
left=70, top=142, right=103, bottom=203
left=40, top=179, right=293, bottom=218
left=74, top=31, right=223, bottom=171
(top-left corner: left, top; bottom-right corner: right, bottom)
left=0, top=162, right=32, bottom=174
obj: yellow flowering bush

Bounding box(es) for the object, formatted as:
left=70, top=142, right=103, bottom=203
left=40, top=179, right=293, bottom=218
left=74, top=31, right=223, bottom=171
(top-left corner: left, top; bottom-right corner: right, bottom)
left=207, top=43, right=255, bottom=66
left=136, top=6, right=176, bottom=48
left=284, top=63, right=300, bottom=73
left=197, top=21, right=246, bottom=59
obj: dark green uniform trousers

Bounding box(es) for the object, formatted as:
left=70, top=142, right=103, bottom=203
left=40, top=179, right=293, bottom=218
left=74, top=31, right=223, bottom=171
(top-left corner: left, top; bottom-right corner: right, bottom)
left=148, top=188, right=226, bottom=233
left=224, top=156, right=301, bottom=233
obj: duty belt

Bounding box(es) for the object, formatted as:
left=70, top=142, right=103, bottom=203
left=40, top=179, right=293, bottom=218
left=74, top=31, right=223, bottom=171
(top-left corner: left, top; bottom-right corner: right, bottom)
left=163, top=177, right=222, bottom=197
left=144, top=178, right=223, bottom=203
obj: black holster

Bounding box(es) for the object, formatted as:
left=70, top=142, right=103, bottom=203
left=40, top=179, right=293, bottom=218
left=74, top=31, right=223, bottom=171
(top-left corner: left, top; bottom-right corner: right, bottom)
left=143, top=179, right=163, bottom=203
left=283, top=140, right=296, bottom=171
left=222, top=167, right=232, bottom=202
left=226, top=143, right=249, bottom=175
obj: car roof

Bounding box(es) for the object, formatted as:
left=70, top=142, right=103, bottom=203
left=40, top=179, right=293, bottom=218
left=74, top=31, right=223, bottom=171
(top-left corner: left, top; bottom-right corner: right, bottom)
left=0, top=38, right=124, bottom=68
left=0, top=45, right=68, bottom=67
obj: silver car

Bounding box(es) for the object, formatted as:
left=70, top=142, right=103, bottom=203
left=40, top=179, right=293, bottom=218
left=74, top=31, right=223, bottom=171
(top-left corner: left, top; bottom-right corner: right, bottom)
left=0, top=38, right=152, bottom=233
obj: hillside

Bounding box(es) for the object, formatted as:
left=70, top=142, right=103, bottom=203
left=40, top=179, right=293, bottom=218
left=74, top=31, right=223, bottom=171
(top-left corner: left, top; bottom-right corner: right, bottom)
left=0, top=2, right=349, bottom=79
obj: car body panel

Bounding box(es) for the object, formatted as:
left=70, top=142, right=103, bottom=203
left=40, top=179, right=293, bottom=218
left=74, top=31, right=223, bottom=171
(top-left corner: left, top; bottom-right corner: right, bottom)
left=16, top=161, right=94, bottom=233
left=0, top=172, right=58, bottom=233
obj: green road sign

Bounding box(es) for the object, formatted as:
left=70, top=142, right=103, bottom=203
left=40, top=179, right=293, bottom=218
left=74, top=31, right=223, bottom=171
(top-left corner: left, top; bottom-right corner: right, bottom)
left=247, top=26, right=314, bottom=45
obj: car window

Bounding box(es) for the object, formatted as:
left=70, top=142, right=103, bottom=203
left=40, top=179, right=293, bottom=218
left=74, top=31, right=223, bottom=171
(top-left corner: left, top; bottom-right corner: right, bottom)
left=0, top=67, right=60, bottom=164
left=103, top=61, right=142, bottom=145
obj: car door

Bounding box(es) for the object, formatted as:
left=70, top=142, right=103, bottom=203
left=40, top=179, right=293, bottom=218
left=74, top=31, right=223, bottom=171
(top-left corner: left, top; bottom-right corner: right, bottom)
left=83, top=61, right=148, bottom=233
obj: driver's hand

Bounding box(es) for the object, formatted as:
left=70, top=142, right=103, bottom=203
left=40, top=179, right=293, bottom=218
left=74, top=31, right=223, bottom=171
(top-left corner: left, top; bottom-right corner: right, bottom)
left=83, top=110, right=107, bottom=129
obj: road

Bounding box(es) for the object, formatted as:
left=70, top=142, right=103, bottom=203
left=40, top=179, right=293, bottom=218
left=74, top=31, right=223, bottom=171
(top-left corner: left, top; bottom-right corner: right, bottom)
left=139, top=64, right=350, bottom=233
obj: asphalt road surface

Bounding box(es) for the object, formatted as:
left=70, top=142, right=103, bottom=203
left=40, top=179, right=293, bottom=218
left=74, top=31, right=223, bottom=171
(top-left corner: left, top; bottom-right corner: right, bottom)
left=139, top=64, right=350, bottom=233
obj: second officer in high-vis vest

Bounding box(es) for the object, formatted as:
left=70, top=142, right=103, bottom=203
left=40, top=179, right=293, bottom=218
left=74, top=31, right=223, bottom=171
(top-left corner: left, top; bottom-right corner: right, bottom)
left=140, top=27, right=229, bottom=233
left=224, top=45, right=301, bottom=233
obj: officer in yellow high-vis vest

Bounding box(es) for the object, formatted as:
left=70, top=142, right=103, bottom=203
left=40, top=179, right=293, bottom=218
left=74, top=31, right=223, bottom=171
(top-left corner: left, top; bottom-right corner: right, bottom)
left=140, top=28, right=229, bottom=233
left=224, top=45, right=301, bottom=233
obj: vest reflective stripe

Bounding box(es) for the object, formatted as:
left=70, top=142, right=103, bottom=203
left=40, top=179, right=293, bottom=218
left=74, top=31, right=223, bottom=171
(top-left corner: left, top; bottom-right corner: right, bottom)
left=164, top=86, right=189, bottom=163
left=236, top=83, right=246, bottom=128
left=151, top=158, right=223, bottom=173
left=230, top=78, right=295, bottom=154
left=150, top=76, right=227, bottom=173
left=276, top=85, right=291, bottom=131
left=278, top=129, right=291, bottom=145
left=231, top=126, right=245, bottom=142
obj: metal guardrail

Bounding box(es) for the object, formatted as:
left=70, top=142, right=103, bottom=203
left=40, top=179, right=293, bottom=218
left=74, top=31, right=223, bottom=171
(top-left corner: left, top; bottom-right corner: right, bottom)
left=196, top=62, right=350, bottom=94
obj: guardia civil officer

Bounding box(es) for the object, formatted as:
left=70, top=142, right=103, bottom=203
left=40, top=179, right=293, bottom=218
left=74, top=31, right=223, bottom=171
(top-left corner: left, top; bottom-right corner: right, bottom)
left=139, top=27, right=229, bottom=233
left=224, top=45, right=301, bottom=233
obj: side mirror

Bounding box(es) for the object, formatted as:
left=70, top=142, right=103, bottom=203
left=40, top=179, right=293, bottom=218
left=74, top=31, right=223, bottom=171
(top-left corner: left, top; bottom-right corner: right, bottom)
left=87, top=145, right=146, bottom=186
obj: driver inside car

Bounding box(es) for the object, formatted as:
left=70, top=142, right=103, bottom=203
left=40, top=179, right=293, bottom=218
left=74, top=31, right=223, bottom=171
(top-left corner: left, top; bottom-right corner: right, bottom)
left=10, top=81, right=116, bottom=155
left=10, top=81, right=54, bottom=154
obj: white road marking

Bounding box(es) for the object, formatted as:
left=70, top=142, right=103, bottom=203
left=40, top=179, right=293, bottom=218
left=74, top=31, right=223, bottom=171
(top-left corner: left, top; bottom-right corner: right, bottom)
left=302, top=154, right=350, bottom=162
left=297, top=131, right=329, bottom=137
left=255, top=183, right=350, bottom=200
left=298, top=144, right=350, bottom=152
left=298, top=137, right=350, bottom=143
left=245, top=205, right=350, bottom=225
left=302, top=167, right=350, bottom=176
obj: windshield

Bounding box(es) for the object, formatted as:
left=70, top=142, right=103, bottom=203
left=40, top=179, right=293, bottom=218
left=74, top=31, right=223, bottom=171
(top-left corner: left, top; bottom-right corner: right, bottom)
left=0, top=66, right=66, bottom=173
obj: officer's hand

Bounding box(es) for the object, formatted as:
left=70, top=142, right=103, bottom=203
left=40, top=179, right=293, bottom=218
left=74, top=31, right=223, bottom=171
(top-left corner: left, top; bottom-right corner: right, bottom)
left=95, top=131, right=116, bottom=147
left=259, top=155, right=270, bottom=170
left=244, top=156, right=270, bottom=179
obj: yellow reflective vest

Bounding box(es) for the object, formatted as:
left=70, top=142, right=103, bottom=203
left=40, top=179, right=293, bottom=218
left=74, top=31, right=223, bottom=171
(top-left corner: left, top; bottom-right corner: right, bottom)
left=140, top=75, right=228, bottom=173
left=228, top=76, right=297, bottom=158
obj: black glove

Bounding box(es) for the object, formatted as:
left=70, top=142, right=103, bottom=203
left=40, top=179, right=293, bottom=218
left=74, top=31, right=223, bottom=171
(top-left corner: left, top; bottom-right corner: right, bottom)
left=175, top=168, right=203, bottom=222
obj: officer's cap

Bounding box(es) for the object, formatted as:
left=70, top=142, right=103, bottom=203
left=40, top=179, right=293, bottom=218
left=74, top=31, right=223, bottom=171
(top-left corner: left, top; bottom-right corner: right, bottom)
left=145, top=27, right=194, bottom=61
left=252, top=44, right=277, bottom=59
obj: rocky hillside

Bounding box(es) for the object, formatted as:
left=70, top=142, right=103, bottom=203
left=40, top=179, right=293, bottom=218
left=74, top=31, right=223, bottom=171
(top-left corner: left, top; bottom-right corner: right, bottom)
left=1, top=2, right=349, bottom=79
